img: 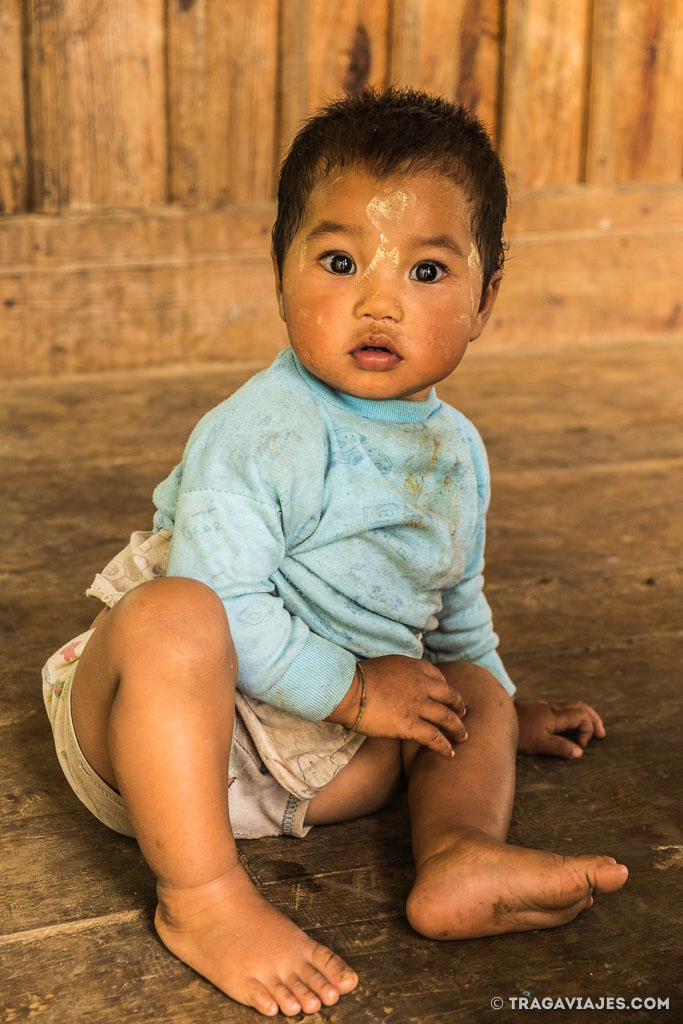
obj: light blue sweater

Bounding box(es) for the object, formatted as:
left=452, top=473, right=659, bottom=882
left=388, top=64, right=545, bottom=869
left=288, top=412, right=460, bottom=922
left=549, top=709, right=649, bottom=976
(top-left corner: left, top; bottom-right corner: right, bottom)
left=152, top=348, right=514, bottom=720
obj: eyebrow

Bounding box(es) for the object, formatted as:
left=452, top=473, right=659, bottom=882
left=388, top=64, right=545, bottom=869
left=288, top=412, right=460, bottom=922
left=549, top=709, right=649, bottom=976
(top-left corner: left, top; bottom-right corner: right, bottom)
left=410, top=235, right=467, bottom=259
left=305, top=221, right=364, bottom=243
left=304, top=223, right=468, bottom=260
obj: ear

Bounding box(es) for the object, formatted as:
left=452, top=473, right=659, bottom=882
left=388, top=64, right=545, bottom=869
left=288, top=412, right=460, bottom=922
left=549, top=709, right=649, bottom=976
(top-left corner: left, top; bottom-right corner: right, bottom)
left=469, top=271, right=502, bottom=342
left=271, top=250, right=287, bottom=323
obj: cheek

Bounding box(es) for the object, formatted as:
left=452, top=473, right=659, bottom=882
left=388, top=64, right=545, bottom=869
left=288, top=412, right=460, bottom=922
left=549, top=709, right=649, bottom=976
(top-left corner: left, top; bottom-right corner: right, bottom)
left=421, top=307, right=465, bottom=348
left=421, top=314, right=471, bottom=371
left=288, top=312, right=314, bottom=355
left=282, top=245, right=307, bottom=297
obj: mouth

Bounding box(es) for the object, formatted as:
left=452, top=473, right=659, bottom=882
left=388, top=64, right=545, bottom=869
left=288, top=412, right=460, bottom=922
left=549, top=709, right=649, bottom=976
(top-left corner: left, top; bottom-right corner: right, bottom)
left=350, top=335, right=402, bottom=370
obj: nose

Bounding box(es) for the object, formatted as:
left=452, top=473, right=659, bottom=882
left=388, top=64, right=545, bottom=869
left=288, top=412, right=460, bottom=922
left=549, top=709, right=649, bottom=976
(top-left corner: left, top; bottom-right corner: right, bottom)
left=353, top=263, right=404, bottom=323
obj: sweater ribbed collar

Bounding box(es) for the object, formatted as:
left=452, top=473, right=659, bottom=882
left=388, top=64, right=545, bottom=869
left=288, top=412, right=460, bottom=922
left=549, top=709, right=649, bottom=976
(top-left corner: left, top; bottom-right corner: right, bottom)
left=291, top=350, right=440, bottom=423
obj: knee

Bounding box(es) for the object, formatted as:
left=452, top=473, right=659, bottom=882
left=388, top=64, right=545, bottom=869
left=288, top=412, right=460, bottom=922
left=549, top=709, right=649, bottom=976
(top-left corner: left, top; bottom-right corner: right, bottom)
left=466, top=671, right=517, bottom=725
left=468, top=677, right=518, bottom=752
left=441, top=664, right=518, bottom=743
left=111, top=577, right=237, bottom=672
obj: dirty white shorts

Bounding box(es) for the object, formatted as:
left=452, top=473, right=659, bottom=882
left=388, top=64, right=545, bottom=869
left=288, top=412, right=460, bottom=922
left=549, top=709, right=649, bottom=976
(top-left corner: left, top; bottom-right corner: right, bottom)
left=42, top=530, right=365, bottom=840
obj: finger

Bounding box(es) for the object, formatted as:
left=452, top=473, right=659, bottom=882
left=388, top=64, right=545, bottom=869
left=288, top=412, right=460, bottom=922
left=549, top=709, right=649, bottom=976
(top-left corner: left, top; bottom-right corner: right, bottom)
left=539, top=732, right=583, bottom=759
left=574, top=715, right=597, bottom=746
left=551, top=708, right=596, bottom=746
left=420, top=661, right=448, bottom=682
left=410, top=718, right=457, bottom=758
left=552, top=700, right=606, bottom=738
left=424, top=699, right=468, bottom=743
left=432, top=680, right=467, bottom=718
left=583, top=703, right=606, bottom=738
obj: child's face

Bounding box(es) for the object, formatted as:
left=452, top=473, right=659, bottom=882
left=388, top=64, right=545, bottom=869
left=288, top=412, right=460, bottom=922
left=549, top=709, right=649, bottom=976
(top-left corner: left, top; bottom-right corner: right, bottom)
left=273, top=168, right=501, bottom=401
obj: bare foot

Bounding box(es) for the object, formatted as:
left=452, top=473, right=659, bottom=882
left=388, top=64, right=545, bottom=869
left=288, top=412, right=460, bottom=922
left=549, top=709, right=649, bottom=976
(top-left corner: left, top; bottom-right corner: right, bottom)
left=406, top=828, right=628, bottom=940
left=155, top=862, right=358, bottom=1016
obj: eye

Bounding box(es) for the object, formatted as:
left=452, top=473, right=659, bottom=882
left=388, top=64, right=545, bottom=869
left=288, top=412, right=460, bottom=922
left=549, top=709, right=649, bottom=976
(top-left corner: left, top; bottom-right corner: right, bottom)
left=410, top=261, right=446, bottom=283
left=320, top=252, right=356, bottom=275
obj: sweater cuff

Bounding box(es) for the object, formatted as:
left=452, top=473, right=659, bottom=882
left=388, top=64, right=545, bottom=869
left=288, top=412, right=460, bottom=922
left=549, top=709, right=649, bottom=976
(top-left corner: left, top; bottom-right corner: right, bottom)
left=264, top=633, right=359, bottom=721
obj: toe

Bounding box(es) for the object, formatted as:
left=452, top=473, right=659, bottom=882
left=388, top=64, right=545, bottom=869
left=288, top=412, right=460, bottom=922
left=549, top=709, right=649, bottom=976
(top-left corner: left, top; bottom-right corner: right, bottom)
left=289, top=975, right=322, bottom=1014
left=311, top=943, right=358, bottom=992
left=246, top=979, right=279, bottom=1017
left=588, top=858, right=629, bottom=893
left=300, top=963, right=341, bottom=1006
left=270, top=981, right=303, bottom=1017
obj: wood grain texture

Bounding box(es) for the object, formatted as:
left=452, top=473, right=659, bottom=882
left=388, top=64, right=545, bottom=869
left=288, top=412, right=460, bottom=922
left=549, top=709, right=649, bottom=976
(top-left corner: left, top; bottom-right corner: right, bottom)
left=586, top=0, right=683, bottom=183
left=278, top=0, right=390, bottom=159
left=0, top=205, right=288, bottom=377
left=0, top=0, right=27, bottom=214
left=167, top=0, right=279, bottom=204
left=505, top=181, right=683, bottom=233
left=489, top=221, right=683, bottom=345
left=3, top=0, right=683, bottom=221
left=2, top=341, right=682, bottom=1022
left=2, top=183, right=681, bottom=376
left=23, top=0, right=70, bottom=211
left=2, top=916, right=680, bottom=1022
left=500, top=0, right=591, bottom=187
left=23, top=0, right=166, bottom=212
left=389, top=0, right=501, bottom=135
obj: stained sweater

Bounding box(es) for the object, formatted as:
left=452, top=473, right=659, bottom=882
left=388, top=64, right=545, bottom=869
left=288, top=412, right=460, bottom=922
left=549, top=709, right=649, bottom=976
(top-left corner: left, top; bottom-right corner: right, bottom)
left=152, top=348, right=514, bottom=720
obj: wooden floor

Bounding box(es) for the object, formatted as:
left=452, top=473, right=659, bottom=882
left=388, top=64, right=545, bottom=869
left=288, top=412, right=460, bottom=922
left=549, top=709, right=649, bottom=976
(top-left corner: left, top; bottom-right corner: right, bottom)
left=2, top=340, right=682, bottom=1023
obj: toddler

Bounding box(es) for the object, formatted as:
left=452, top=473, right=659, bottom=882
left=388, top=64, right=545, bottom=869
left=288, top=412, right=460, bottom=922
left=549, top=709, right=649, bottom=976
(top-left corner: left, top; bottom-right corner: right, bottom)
left=42, top=87, right=628, bottom=1018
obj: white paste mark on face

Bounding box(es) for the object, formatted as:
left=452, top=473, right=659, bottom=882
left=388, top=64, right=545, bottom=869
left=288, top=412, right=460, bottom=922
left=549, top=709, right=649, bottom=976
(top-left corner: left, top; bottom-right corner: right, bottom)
left=315, top=314, right=325, bottom=326
left=359, top=191, right=416, bottom=283
left=284, top=241, right=307, bottom=296
left=365, top=188, right=417, bottom=229
left=467, top=242, right=482, bottom=315
left=360, top=236, right=401, bottom=282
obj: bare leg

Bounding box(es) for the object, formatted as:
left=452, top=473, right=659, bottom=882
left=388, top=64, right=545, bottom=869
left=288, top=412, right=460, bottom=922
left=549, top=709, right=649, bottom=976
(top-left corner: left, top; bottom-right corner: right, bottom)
left=304, top=736, right=403, bottom=826
left=405, top=663, right=628, bottom=939
left=70, top=578, right=357, bottom=1017
left=304, top=663, right=627, bottom=939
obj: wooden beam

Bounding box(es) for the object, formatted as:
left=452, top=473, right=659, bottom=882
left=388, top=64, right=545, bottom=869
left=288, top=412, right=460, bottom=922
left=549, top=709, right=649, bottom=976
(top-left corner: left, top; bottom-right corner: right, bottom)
left=167, top=0, right=279, bottom=204
left=278, top=0, right=390, bottom=159
left=0, top=205, right=287, bottom=377
left=491, top=183, right=683, bottom=345
left=389, top=0, right=501, bottom=137
left=0, top=0, right=27, bottom=214
left=1, top=183, right=681, bottom=377
left=586, top=0, right=683, bottom=183
left=499, top=0, right=591, bottom=188
left=23, top=0, right=166, bottom=212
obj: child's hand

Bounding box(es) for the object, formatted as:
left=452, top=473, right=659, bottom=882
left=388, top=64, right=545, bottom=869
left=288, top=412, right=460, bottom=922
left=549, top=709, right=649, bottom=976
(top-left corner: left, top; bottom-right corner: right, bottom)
left=515, top=699, right=606, bottom=758
left=355, top=655, right=468, bottom=758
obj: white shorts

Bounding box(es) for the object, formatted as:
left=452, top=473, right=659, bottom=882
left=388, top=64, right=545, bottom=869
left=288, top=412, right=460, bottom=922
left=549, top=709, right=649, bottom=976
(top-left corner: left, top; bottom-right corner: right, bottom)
left=42, top=530, right=365, bottom=840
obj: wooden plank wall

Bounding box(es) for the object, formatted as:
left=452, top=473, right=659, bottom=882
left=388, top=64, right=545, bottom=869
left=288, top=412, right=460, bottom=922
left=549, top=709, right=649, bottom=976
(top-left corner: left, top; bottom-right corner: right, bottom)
left=1, top=0, right=682, bottom=376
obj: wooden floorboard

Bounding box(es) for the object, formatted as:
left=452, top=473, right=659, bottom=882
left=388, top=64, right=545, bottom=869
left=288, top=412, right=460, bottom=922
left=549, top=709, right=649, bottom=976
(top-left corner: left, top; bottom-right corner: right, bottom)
left=2, top=341, right=682, bottom=1023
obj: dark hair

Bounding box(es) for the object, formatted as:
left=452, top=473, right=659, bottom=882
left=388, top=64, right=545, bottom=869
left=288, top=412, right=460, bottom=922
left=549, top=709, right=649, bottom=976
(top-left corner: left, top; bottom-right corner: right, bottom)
left=272, top=86, right=508, bottom=293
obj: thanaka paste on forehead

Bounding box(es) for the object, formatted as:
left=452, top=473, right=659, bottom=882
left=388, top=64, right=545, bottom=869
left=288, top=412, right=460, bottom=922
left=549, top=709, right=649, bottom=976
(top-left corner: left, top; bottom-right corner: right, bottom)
left=359, top=189, right=414, bottom=281
left=365, top=188, right=417, bottom=230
